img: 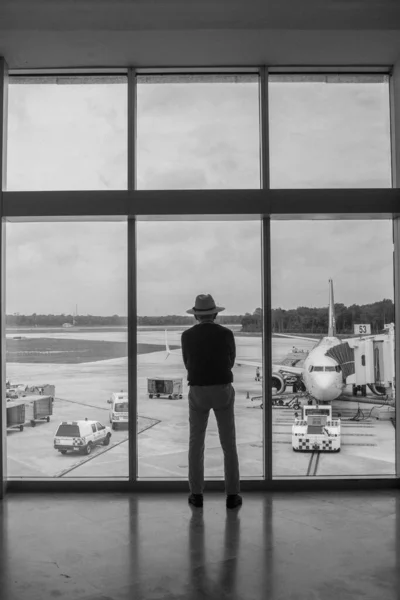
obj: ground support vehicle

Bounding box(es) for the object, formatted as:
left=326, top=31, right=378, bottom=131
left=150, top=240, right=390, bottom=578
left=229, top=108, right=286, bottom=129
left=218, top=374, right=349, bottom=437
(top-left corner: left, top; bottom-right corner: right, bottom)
left=147, top=377, right=183, bottom=399
left=292, top=404, right=341, bottom=452
left=250, top=395, right=302, bottom=410
left=54, top=420, right=111, bottom=455
left=23, top=394, right=53, bottom=427
left=107, top=391, right=128, bottom=430
left=6, top=401, right=26, bottom=432
left=271, top=395, right=302, bottom=410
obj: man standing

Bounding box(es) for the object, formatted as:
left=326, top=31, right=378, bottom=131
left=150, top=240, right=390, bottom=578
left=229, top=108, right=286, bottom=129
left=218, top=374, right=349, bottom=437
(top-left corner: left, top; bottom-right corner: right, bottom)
left=181, top=293, right=242, bottom=509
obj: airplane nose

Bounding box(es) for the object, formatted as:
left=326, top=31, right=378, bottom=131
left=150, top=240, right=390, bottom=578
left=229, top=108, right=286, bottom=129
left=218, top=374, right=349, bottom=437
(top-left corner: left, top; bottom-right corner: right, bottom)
left=313, top=374, right=340, bottom=401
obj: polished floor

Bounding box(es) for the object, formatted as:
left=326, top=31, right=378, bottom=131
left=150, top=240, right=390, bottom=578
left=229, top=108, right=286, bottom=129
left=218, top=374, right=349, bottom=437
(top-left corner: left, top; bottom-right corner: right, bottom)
left=0, top=490, right=399, bottom=599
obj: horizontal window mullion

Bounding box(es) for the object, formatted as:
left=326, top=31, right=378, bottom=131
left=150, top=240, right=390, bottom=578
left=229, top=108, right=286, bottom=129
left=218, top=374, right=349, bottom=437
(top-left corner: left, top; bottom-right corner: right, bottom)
left=2, top=189, right=399, bottom=219
left=270, top=188, right=400, bottom=217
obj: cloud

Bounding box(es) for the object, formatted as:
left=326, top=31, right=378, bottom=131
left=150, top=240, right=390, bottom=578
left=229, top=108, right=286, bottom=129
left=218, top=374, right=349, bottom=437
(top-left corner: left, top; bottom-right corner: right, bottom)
left=5, top=79, right=394, bottom=316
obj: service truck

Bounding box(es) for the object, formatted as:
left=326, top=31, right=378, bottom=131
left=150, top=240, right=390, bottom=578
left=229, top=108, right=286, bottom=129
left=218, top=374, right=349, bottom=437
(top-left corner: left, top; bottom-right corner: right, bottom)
left=107, top=391, right=128, bottom=430
left=292, top=404, right=341, bottom=452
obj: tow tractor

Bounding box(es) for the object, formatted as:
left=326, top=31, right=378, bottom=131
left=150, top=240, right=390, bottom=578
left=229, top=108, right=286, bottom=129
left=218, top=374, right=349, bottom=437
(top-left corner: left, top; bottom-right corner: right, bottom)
left=292, top=404, right=341, bottom=452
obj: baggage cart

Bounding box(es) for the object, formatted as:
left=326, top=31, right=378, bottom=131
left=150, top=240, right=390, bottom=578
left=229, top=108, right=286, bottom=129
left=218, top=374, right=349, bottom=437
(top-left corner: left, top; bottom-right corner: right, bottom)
left=6, top=401, right=25, bottom=432
left=147, top=377, right=183, bottom=399
left=23, top=395, right=53, bottom=427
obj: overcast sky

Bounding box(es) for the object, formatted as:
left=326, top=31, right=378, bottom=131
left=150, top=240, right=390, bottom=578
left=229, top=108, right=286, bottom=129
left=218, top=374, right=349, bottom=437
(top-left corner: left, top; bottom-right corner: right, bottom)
left=4, top=77, right=394, bottom=316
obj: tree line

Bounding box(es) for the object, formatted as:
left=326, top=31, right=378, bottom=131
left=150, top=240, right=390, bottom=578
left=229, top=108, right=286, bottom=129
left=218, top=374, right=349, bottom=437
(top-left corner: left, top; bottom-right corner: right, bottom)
left=242, top=299, right=394, bottom=334
left=5, top=313, right=243, bottom=327
left=6, top=299, right=394, bottom=333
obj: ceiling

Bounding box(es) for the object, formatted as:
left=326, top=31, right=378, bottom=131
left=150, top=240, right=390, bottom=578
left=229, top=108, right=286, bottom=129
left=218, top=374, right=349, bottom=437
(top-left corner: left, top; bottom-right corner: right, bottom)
left=2, top=1, right=400, bottom=69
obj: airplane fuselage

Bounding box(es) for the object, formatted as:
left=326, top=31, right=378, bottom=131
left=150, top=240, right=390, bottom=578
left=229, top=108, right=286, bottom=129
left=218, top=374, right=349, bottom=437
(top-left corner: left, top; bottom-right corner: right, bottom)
left=302, top=336, right=344, bottom=402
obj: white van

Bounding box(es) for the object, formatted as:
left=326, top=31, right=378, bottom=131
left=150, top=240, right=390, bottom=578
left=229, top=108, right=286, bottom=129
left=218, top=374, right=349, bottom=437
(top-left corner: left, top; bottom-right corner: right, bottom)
left=107, top=392, right=128, bottom=430
left=54, top=419, right=111, bottom=455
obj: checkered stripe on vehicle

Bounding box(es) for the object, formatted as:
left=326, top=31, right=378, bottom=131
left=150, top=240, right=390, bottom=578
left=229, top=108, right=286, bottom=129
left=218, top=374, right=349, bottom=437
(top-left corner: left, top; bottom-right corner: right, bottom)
left=297, top=438, right=334, bottom=450
left=72, top=438, right=82, bottom=444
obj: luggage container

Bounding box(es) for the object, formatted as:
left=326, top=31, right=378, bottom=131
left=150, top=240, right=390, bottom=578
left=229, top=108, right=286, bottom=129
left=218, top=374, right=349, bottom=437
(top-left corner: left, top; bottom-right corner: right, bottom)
left=6, top=401, right=26, bottom=432
left=147, top=378, right=183, bottom=399
left=23, top=395, right=53, bottom=427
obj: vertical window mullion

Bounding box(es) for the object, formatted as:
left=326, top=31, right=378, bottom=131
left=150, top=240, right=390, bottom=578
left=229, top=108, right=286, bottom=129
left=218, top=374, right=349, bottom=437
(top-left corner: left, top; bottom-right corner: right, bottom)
left=393, top=218, right=400, bottom=479
left=260, top=66, right=272, bottom=481
left=128, top=68, right=137, bottom=483
left=0, top=58, right=8, bottom=497
left=390, top=65, right=400, bottom=479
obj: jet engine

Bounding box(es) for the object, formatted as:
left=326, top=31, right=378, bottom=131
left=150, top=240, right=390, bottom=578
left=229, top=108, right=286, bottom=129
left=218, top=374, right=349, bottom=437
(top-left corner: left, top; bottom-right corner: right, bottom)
left=272, top=372, right=286, bottom=395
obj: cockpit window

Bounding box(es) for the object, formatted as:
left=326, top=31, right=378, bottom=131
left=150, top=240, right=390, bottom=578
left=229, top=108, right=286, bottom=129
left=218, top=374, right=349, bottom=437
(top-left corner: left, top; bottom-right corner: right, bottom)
left=309, top=365, right=341, bottom=372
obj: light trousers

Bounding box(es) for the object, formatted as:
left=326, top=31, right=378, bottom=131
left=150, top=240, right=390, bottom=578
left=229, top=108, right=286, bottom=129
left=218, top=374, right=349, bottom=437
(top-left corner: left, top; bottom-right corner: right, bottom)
left=188, top=383, right=240, bottom=496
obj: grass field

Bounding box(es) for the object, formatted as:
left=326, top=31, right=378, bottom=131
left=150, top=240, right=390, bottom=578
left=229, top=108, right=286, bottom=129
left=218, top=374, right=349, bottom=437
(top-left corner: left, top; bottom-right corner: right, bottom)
left=6, top=338, right=180, bottom=364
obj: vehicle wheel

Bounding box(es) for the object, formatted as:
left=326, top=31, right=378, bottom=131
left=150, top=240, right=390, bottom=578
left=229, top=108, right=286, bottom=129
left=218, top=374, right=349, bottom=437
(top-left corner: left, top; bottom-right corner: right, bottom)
left=361, top=385, right=367, bottom=397
left=31, top=420, right=36, bottom=427
left=168, top=395, right=172, bottom=399
left=84, top=443, right=93, bottom=456
left=278, top=399, right=284, bottom=406
left=60, top=450, right=67, bottom=454
left=112, top=423, right=116, bottom=430
left=19, top=425, right=24, bottom=432
left=149, top=394, right=153, bottom=398
left=157, top=394, right=160, bottom=398
left=46, top=416, right=50, bottom=422
left=179, top=395, right=182, bottom=399
left=103, top=434, right=111, bottom=446
left=352, top=385, right=358, bottom=396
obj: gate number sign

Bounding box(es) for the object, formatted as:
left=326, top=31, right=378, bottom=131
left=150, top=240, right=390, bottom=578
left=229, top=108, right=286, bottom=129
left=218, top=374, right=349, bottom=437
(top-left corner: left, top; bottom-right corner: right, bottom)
left=354, top=324, right=371, bottom=335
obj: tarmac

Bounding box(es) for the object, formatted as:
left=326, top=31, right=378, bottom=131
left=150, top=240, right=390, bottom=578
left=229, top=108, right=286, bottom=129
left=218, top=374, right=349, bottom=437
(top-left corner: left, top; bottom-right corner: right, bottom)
left=6, top=344, right=396, bottom=479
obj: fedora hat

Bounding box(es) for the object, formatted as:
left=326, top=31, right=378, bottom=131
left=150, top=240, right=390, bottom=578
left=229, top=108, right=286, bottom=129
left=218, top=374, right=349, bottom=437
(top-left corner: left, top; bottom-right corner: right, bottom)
left=187, top=294, right=225, bottom=316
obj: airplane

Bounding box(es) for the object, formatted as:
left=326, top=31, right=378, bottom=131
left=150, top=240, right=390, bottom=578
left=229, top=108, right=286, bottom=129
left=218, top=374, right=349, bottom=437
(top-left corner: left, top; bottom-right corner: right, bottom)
left=236, top=279, right=391, bottom=402
left=165, top=280, right=390, bottom=403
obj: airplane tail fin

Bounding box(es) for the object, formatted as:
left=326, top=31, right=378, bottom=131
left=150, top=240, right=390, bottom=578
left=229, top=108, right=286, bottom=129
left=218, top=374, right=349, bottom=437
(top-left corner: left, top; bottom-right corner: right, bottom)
left=328, top=278, right=336, bottom=337
left=165, top=329, right=171, bottom=359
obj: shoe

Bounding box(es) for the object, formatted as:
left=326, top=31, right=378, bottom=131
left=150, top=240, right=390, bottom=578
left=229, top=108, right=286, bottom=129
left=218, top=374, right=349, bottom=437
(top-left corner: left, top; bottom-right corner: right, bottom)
left=226, top=494, right=242, bottom=509
left=188, top=493, right=203, bottom=508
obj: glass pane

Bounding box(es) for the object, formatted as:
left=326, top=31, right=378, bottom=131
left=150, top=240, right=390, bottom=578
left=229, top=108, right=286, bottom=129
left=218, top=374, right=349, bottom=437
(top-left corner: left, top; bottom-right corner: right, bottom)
left=271, top=219, right=395, bottom=477
left=7, top=76, right=128, bottom=190
left=269, top=75, right=391, bottom=188
left=136, top=75, right=260, bottom=189
left=137, top=220, right=263, bottom=480
left=5, top=221, right=128, bottom=479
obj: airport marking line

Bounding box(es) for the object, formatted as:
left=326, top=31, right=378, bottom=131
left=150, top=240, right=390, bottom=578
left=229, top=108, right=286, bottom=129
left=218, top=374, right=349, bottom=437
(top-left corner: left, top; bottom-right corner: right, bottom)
left=306, top=451, right=320, bottom=477
left=54, top=417, right=161, bottom=478
left=54, top=437, right=129, bottom=477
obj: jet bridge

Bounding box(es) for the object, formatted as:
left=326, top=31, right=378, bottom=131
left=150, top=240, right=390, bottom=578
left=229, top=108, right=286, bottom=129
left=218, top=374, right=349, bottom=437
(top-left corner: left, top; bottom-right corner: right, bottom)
left=350, top=324, right=394, bottom=397
left=325, top=324, right=395, bottom=398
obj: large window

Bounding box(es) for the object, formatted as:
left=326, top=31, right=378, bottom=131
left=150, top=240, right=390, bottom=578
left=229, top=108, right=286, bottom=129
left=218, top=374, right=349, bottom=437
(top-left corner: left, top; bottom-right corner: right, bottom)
left=136, top=220, right=263, bottom=479
left=269, top=75, right=391, bottom=188
left=7, top=76, right=128, bottom=191
left=271, top=219, right=395, bottom=477
left=5, top=221, right=129, bottom=478
left=136, top=74, right=261, bottom=189
left=2, top=68, right=398, bottom=487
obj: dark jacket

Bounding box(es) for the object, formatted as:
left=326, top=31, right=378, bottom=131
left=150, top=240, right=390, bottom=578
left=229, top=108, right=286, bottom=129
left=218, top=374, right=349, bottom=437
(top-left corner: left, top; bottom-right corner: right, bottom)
left=181, top=322, right=236, bottom=386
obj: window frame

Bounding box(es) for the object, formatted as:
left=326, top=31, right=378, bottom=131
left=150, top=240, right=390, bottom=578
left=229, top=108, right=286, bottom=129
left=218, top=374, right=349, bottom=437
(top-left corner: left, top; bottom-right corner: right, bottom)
left=1, top=62, right=399, bottom=495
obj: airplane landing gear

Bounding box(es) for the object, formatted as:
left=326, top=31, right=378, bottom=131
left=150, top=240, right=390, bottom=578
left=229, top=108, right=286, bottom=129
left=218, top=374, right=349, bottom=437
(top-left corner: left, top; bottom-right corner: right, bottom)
left=352, top=384, right=367, bottom=397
